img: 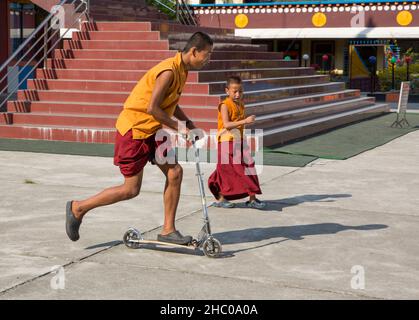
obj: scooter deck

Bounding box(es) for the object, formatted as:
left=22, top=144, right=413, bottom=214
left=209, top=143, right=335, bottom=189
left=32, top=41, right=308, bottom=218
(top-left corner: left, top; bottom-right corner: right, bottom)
left=131, top=239, right=198, bottom=249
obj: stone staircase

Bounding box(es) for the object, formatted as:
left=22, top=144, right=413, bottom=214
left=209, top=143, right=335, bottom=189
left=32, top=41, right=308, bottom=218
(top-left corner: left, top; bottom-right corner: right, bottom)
left=0, top=17, right=389, bottom=147
left=88, top=0, right=171, bottom=22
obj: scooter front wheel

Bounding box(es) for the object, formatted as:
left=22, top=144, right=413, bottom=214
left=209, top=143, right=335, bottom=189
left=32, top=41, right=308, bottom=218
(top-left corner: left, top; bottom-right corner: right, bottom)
left=202, top=237, right=222, bottom=258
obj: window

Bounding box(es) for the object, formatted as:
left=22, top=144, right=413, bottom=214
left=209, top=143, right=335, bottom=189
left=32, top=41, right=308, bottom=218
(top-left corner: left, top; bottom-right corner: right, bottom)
left=9, top=2, right=36, bottom=56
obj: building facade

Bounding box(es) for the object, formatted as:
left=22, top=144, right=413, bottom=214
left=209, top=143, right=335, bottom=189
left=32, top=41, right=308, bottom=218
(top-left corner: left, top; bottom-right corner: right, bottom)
left=190, top=0, right=418, bottom=92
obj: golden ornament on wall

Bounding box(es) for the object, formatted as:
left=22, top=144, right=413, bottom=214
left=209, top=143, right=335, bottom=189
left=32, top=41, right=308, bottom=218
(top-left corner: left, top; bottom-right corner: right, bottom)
left=235, top=14, right=249, bottom=28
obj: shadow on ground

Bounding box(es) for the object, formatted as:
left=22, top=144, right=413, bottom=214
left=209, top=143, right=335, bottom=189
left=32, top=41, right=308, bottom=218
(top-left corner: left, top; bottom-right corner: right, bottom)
left=86, top=240, right=122, bottom=250
left=214, top=223, right=388, bottom=257
left=85, top=194, right=382, bottom=259
left=230, top=193, right=352, bottom=211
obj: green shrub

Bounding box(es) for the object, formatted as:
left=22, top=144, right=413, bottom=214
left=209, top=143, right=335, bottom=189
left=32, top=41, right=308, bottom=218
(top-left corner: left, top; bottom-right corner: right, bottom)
left=377, top=51, right=419, bottom=94
left=146, top=0, right=177, bottom=20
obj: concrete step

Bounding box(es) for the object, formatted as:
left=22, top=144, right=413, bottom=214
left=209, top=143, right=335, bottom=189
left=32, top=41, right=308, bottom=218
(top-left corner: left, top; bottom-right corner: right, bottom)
left=208, top=75, right=330, bottom=94
left=202, top=60, right=299, bottom=70
left=246, top=90, right=361, bottom=116
left=8, top=100, right=123, bottom=115
left=72, top=31, right=160, bottom=41
left=54, top=49, right=176, bottom=60
left=27, top=79, right=209, bottom=94
left=17, top=89, right=220, bottom=106
left=6, top=90, right=362, bottom=119
left=27, top=76, right=328, bottom=96
left=46, top=59, right=165, bottom=70
left=36, top=66, right=314, bottom=83
left=168, top=33, right=252, bottom=44
left=8, top=100, right=217, bottom=119
left=262, top=104, right=390, bottom=146
left=7, top=112, right=218, bottom=132
left=53, top=49, right=284, bottom=61
left=249, top=97, right=377, bottom=130
left=11, top=112, right=117, bottom=128
left=198, top=67, right=316, bottom=82
left=174, top=105, right=218, bottom=120
left=170, top=42, right=268, bottom=52
left=45, top=58, right=298, bottom=71
left=0, top=113, right=12, bottom=125
left=90, top=13, right=170, bottom=22
left=81, top=21, right=152, bottom=32
left=212, top=51, right=284, bottom=60
left=0, top=124, right=116, bottom=143
left=18, top=82, right=344, bottom=106
left=63, top=40, right=169, bottom=50
left=237, top=82, right=346, bottom=105
left=17, top=82, right=345, bottom=107
left=1, top=103, right=389, bottom=145
left=36, top=68, right=199, bottom=82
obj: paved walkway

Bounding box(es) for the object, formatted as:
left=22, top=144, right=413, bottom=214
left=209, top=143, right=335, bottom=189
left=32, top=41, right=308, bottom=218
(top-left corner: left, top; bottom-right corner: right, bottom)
left=1, top=130, right=419, bottom=299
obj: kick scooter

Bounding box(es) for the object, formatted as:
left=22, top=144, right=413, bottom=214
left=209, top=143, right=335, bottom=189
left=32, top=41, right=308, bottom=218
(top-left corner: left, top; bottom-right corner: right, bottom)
left=122, top=134, right=222, bottom=258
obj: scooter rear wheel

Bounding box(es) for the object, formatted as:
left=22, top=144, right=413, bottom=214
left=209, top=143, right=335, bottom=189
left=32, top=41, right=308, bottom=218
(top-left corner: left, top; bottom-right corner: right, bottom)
left=202, top=237, right=222, bottom=258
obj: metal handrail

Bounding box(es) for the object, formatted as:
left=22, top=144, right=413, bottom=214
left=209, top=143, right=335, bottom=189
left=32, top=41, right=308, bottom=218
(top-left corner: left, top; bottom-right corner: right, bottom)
left=153, top=0, right=197, bottom=26
left=178, top=0, right=197, bottom=26
left=0, top=0, right=89, bottom=109
left=153, top=0, right=176, bottom=13
left=0, top=0, right=66, bottom=74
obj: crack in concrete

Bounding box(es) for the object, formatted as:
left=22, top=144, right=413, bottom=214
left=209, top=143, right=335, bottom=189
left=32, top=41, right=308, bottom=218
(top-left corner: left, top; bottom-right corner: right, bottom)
left=260, top=168, right=303, bottom=186
left=0, top=245, right=117, bottom=297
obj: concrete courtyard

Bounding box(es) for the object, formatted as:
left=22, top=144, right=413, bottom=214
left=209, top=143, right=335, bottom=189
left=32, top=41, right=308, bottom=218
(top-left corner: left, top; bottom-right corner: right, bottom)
left=0, top=130, right=419, bottom=300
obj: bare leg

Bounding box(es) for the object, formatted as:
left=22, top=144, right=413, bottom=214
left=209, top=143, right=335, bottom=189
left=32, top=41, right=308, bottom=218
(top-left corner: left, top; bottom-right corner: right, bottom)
left=249, top=194, right=256, bottom=202
left=156, top=162, right=183, bottom=235
left=71, top=170, right=144, bottom=220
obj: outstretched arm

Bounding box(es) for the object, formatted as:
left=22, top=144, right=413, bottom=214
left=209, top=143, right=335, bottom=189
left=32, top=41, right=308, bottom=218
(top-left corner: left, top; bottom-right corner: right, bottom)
left=173, top=105, right=196, bottom=130
left=147, top=70, right=180, bottom=132
left=220, top=103, right=255, bottom=130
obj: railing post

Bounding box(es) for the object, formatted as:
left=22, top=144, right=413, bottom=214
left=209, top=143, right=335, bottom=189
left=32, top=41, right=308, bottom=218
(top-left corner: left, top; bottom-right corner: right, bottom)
left=43, top=24, right=48, bottom=68
left=86, top=0, right=90, bottom=17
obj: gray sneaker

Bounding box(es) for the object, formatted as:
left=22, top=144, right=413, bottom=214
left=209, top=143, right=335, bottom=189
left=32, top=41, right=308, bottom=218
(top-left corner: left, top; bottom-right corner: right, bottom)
left=157, top=231, right=193, bottom=245
left=65, top=201, right=82, bottom=241
left=246, top=199, right=267, bottom=209
left=212, top=200, right=235, bottom=208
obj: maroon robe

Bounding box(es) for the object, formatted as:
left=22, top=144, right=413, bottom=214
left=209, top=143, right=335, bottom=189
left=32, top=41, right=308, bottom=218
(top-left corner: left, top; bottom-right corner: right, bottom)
left=208, top=140, right=262, bottom=201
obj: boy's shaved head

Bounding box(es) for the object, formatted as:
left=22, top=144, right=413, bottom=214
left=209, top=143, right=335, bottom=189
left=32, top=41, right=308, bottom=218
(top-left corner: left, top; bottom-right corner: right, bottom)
left=225, top=76, right=243, bottom=103
left=183, top=32, right=213, bottom=53
left=226, top=76, right=242, bottom=88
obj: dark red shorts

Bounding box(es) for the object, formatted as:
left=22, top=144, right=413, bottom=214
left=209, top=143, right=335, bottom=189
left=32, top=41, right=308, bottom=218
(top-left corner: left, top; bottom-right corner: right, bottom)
left=113, top=130, right=175, bottom=177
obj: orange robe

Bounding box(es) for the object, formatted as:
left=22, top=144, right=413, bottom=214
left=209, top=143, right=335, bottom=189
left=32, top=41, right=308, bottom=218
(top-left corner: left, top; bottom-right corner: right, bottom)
left=115, top=52, right=188, bottom=139
left=208, top=98, right=262, bottom=201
